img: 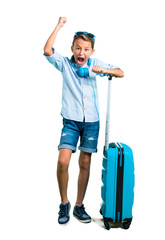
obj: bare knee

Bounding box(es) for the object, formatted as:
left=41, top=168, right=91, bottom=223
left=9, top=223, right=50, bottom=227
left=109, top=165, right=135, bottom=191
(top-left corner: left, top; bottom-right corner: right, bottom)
left=79, top=152, right=91, bottom=171
left=58, top=158, right=69, bottom=170
left=57, top=149, right=72, bottom=170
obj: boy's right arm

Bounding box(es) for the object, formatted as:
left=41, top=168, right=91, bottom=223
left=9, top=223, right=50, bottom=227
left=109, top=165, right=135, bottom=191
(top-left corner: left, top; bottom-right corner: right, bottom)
left=44, top=17, right=67, bottom=56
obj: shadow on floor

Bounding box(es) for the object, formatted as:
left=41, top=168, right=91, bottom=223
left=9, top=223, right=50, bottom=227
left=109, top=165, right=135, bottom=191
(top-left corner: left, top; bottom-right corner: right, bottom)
left=92, top=217, right=122, bottom=229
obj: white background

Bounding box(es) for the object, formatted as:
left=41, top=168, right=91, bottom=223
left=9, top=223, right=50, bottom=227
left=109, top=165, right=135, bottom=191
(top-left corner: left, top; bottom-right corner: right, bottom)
left=0, top=0, right=165, bottom=239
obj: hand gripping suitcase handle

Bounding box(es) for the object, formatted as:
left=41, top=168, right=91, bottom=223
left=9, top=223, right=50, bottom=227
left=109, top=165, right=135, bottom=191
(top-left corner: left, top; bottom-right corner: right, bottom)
left=105, top=75, right=113, bottom=150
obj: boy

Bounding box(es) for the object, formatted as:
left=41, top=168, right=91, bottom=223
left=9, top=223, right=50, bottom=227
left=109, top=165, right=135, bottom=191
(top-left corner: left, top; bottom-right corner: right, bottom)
left=44, top=17, right=124, bottom=225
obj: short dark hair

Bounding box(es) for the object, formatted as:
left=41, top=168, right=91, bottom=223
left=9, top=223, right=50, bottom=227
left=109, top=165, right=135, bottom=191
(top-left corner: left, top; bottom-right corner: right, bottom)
left=72, top=34, right=95, bottom=49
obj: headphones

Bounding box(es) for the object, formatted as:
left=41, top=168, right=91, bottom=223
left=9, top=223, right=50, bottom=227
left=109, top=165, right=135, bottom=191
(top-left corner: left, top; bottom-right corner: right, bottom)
left=71, top=55, right=91, bottom=78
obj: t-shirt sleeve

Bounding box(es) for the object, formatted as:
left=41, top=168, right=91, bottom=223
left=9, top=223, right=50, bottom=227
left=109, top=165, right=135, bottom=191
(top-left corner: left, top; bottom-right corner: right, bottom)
left=43, top=48, right=64, bottom=72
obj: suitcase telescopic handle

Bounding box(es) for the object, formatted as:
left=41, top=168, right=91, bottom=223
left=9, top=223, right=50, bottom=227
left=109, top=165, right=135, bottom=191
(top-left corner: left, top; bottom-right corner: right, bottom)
left=105, top=75, right=113, bottom=150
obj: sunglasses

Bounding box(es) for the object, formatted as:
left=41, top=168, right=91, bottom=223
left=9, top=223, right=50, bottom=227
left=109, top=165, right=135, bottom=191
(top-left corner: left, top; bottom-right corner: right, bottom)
left=74, top=31, right=95, bottom=40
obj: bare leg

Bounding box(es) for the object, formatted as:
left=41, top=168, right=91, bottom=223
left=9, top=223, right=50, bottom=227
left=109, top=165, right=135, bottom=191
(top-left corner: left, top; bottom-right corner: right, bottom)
left=57, top=149, right=72, bottom=204
left=75, top=151, right=92, bottom=206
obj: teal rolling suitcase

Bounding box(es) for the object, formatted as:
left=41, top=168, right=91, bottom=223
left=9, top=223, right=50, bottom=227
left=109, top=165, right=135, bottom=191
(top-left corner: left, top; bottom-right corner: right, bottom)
left=100, top=76, right=135, bottom=230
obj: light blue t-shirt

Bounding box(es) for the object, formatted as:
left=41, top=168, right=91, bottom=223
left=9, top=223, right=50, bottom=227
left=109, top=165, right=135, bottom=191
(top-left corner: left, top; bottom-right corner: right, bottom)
left=44, top=49, right=119, bottom=122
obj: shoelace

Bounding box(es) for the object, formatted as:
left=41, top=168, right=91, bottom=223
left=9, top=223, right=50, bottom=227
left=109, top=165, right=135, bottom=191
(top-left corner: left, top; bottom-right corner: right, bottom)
left=59, top=204, right=69, bottom=217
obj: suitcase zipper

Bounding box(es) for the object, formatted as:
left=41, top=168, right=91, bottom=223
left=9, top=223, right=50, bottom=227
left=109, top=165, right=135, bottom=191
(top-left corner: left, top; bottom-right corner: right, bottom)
left=115, top=142, right=124, bottom=223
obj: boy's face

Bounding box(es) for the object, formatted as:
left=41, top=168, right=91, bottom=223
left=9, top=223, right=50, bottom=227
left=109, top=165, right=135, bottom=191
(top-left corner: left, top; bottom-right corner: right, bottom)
left=71, top=39, right=95, bottom=67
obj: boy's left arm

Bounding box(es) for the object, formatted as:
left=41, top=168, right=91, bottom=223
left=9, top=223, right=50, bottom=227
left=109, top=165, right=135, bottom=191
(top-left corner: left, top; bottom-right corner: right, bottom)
left=92, top=65, right=124, bottom=78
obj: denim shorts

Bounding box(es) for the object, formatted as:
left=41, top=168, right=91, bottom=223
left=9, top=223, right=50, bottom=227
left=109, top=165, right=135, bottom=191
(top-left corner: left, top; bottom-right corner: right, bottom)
left=58, top=118, right=100, bottom=153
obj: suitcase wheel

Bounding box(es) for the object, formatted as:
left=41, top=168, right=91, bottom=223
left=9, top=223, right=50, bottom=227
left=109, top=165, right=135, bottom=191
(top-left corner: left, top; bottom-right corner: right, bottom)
left=122, top=219, right=132, bottom=229
left=104, top=221, right=111, bottom=230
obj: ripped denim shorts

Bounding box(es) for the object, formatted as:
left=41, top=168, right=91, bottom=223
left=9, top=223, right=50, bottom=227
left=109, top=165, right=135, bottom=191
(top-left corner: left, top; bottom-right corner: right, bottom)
left=58, top=117, right=100, bottom=153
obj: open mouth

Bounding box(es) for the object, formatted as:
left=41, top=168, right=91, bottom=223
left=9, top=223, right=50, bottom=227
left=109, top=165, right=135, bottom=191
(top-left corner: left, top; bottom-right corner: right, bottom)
left=77, top=57, right=85, bottom=65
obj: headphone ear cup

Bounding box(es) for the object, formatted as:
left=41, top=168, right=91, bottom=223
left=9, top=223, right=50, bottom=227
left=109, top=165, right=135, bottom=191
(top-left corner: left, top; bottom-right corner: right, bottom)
left=84, top=68, right=89, bottom=78
left=77, top=67, right=84, bottom=77
left=77, top=67, right=89, bottom=78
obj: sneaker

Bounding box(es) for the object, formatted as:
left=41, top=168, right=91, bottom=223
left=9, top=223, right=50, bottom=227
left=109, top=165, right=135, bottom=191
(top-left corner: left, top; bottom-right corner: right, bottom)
left=58, top=202, right=71, bottom=225
left=73, top=204, right=91, bottom=223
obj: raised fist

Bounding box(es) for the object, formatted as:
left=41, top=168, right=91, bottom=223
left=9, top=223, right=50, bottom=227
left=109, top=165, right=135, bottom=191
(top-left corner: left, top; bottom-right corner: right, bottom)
left=58, top=17, right=67, bottom=27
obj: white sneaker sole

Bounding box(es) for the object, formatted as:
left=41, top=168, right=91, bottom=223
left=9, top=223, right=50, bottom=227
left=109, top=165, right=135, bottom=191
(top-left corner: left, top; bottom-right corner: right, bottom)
left=73, top=214, right=91, bottom=223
